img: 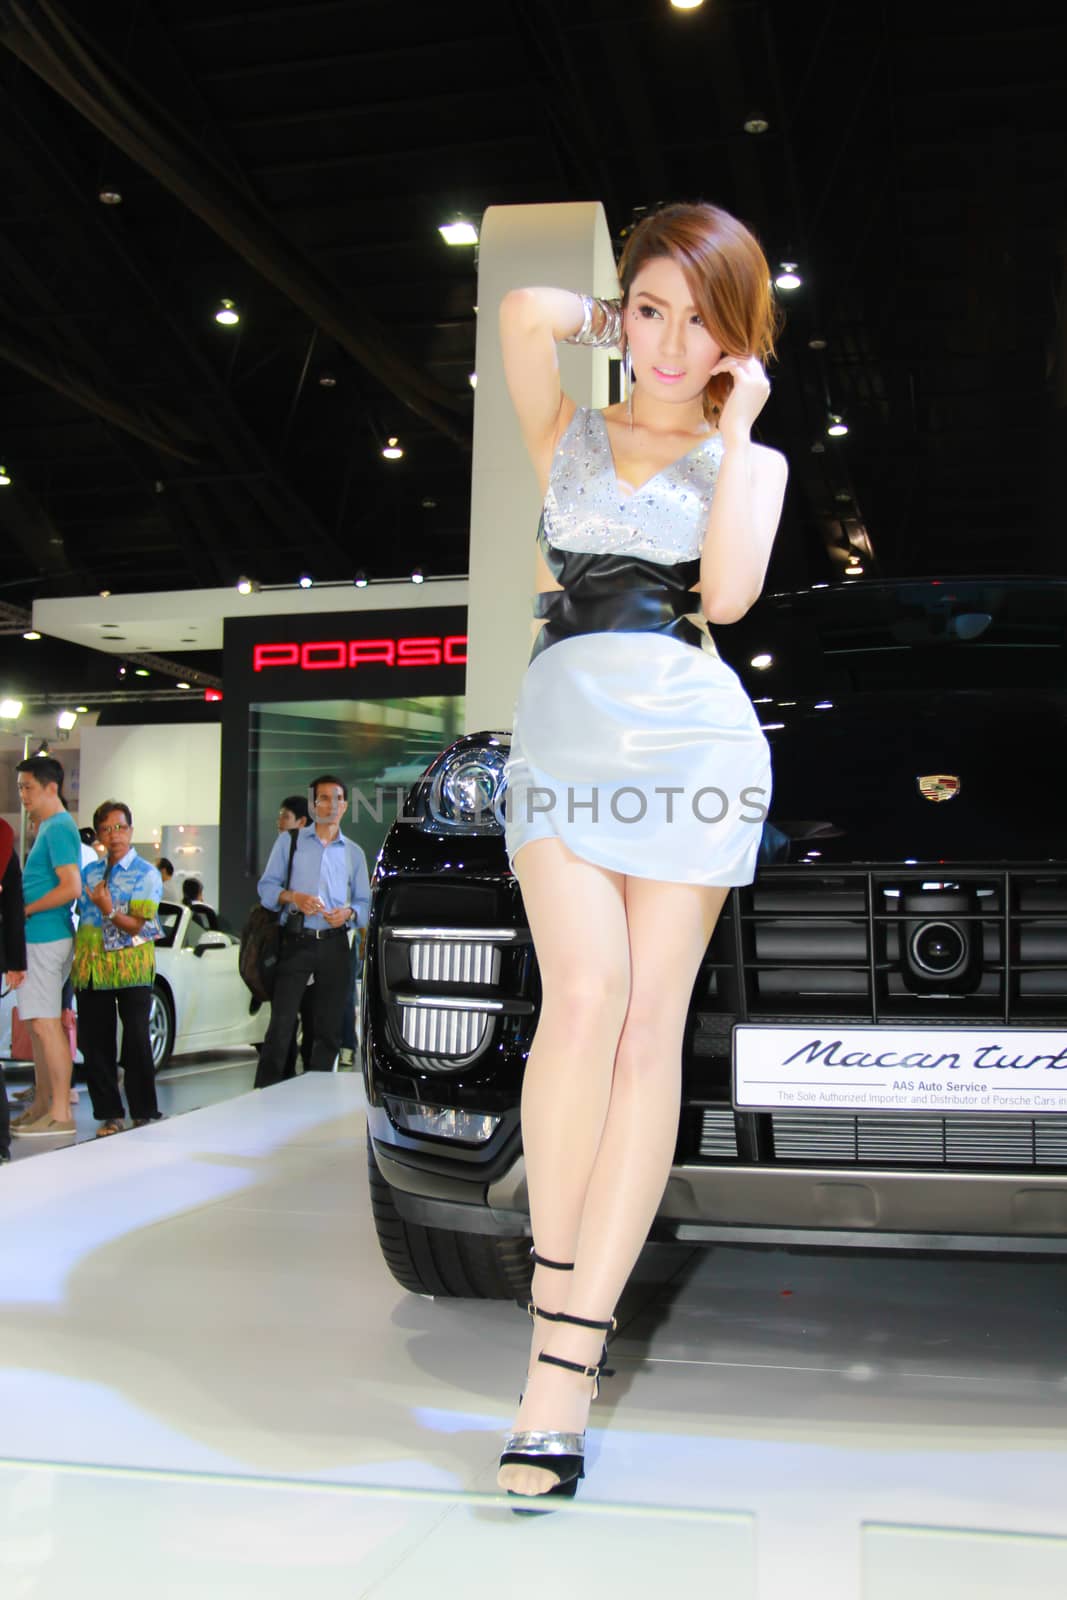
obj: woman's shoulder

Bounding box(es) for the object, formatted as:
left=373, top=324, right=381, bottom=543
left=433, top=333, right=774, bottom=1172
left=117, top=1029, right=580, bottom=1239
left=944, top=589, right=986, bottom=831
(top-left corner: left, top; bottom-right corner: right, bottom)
left=751, top=440, right=788, bottom=476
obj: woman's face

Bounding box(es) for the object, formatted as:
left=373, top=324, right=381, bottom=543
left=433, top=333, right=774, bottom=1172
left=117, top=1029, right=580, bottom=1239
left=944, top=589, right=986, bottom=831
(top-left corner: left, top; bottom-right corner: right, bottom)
left=625, top=256, right=722, bottom=409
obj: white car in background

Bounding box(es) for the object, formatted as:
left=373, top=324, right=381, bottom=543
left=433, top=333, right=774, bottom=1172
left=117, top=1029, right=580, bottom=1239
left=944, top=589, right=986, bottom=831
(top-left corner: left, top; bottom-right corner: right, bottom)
left=1, top=902, right=268, bottom=1072
left=150, top=901, right=269, bottom=1069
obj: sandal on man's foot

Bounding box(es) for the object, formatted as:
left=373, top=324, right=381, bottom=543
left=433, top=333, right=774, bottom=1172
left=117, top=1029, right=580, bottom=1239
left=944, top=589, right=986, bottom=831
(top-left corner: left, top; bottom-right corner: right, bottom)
left=95, top=1120, right=125, bottom=1138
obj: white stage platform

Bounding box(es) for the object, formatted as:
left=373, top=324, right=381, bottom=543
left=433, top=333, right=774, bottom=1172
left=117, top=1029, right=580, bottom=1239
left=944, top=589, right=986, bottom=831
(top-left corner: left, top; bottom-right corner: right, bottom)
left=3, top=1075, right=1067, bottom=1598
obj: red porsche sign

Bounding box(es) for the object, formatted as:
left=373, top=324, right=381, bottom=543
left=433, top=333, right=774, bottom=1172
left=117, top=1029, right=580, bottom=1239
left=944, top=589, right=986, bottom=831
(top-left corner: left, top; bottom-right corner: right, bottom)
left=253, top=635, right=468, bottom=672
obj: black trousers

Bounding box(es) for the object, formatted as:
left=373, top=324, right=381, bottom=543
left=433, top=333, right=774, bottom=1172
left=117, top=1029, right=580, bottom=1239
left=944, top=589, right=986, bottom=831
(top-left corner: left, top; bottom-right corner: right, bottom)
left=255, top=930, right=350, bottom=1088
left=77, top=983, right=159, bottom=1122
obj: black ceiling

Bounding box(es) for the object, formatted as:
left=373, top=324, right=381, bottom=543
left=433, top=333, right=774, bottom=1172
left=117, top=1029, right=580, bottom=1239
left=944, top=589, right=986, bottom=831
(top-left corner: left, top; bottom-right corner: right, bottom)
left=0, top=0, right=1065, bottom=629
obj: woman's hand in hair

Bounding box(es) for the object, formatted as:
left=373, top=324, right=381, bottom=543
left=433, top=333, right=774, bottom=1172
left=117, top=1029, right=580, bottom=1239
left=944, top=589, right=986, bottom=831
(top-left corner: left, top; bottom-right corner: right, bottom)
left=710, top=354, right=770, bottom=447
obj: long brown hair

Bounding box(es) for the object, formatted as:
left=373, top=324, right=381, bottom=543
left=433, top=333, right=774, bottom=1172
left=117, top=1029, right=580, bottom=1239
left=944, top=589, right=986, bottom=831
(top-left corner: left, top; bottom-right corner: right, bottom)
left=618, top=202, right=782, bottom=422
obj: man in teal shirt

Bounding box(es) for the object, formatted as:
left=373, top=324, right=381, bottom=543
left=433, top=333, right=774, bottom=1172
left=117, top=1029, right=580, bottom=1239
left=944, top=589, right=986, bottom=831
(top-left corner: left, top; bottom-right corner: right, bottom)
left=11, top=756, right=82, bottom=1138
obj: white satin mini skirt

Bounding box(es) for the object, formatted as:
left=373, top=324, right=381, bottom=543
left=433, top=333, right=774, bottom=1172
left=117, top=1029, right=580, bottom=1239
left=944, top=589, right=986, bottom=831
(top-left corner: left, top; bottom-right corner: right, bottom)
left=503, top=632, right=772, bottom=886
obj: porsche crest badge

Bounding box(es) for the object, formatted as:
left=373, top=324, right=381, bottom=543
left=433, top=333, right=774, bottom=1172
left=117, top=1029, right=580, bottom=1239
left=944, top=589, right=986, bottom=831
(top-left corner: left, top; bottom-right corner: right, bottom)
left=918, top=774, right=961, bottom=803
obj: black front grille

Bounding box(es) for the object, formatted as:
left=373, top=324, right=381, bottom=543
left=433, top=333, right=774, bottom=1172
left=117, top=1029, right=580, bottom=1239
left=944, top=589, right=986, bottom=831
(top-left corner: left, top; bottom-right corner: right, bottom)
left=698, top=865, right=1067, bottom=1025
left=770, top=1111, right=1067, bottom=1168
left=680, top=865, right=1067, bottom=1172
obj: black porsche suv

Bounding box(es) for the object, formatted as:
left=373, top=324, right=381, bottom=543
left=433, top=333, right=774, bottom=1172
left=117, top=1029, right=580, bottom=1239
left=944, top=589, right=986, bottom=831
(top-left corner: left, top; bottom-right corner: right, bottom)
left=362, top=577, right=1067, bottom=1298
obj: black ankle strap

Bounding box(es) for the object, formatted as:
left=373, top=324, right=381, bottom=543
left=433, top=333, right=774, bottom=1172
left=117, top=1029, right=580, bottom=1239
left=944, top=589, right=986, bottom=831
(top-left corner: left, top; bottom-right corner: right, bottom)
left=530, top=1250, right=574, bottom=1272
left=546, top=1309, right=617, bottom=1334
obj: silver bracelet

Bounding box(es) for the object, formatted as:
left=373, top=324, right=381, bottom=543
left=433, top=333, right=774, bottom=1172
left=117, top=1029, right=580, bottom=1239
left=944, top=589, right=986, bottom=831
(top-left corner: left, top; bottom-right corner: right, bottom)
left=563, top=294, right=622, bottom=349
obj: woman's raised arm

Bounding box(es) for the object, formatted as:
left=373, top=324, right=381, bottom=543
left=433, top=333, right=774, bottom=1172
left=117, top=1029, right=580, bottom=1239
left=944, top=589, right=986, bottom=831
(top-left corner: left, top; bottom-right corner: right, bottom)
left=498, top=287, right=586, bottom=482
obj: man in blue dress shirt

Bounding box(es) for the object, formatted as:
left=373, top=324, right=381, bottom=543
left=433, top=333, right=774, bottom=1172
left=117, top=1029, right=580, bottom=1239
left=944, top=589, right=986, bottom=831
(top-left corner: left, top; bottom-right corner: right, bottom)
left=254, top=775, right=370, bottom=1087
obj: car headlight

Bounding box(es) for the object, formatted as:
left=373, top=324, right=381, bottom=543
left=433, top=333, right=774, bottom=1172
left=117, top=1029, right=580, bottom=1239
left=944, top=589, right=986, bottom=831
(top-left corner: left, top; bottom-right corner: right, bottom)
left=385, top=1096, right=502, bottom=1144
left=425, top=742, right=508, bottom=834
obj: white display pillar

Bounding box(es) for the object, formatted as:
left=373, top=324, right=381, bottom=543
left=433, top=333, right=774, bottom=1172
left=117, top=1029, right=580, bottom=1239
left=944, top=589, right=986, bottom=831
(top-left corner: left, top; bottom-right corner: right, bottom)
left=464, top=202, right=619, bottom=735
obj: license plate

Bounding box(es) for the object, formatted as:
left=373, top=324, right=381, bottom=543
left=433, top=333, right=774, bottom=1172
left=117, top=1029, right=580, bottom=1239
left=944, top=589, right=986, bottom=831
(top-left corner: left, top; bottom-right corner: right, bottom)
left=733, top=1024, right=1067, bottom=1115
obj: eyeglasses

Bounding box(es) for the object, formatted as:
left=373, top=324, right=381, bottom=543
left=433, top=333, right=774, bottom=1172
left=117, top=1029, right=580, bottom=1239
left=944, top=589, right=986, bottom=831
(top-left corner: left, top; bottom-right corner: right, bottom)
left=97, top=823, right=131, bottom=834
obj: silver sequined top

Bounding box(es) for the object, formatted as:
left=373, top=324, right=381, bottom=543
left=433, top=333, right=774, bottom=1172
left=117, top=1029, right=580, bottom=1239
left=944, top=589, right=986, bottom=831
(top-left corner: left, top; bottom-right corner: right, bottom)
left=541, top=406, right=724, bottom=565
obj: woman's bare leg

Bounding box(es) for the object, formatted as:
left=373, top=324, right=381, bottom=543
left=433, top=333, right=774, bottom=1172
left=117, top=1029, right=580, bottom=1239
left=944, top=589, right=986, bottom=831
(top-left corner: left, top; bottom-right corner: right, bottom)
left=502, top=839, right=631, bottom=1416
left=500, top=874, right=729, bottom=1496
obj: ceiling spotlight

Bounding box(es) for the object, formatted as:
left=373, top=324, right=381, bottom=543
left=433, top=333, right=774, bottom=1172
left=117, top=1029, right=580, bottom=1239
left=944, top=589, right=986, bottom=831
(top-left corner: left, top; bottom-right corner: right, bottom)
left=421, top=497, right=437, bottom=509
left=318, top=372, right=337, bottom=387
left=0, top=698, right=23, bottom=719
left=382, top=436, right=404, bottom=460
left=56, top=710, right=78, bottom=731
left=75, top=704, right=89, bottom=714
left=743, top=114, right=769, bottom=134
left=215, top=298, right=240, bottom=326
left=438, top=219, right=479, bottom=246
left=236, top=576, right=259, bottom=594
left=671, top=0, right=705, bottom=8
left=117, top=665, right=127, bottom=679
left=98, top=188, right=122, bottom=205
left=834, top=489, right=853, bottom=503
left=468, top=372, right=478, bottom=388
left=845, top=564, right=864, bottom=577
left=750, top=653, right=774, bottom=670
left=99, top=589, right=111, bottom=598
left=0, top=465, right=11, bottom=487
left=354, top=572, right=368, bottom=588
left=176, top=681, right=191, bottom=690
left=827, top=413, right=849, bottom=437
left=298, top=573, right=313, bottom=589
left=774, top=262, right=802, bottom=291
left=808, top=336, right=827, bottom=351
left=23, top=630, right=41, bottom=641
left=814, top=700, right=834, bottom=710
left=411, top=568, right=425, bottom=585
left=134, top=668, right=151, bottom=677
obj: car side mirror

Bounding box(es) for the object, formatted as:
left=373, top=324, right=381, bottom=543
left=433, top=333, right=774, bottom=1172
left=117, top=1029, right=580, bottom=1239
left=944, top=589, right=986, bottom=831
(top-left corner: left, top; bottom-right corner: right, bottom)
left=193, top=932, right=229, bottom=956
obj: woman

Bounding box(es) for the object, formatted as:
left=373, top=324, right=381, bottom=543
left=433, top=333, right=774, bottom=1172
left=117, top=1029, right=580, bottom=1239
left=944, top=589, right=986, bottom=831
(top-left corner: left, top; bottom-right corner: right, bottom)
left=496, top=203, right=788, bottom=1503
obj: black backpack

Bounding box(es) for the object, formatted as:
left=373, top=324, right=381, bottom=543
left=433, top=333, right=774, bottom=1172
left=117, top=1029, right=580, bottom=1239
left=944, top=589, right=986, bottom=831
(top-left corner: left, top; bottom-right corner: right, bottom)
left=238, top=829, right=299, bottom=1003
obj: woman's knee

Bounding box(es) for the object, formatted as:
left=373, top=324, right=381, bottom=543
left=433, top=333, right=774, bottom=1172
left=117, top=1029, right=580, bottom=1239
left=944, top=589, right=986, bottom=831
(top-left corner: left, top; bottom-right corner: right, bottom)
left=613, top=1004, right=686, bottom=1078
left=540, top=966, right=629, bottom=1036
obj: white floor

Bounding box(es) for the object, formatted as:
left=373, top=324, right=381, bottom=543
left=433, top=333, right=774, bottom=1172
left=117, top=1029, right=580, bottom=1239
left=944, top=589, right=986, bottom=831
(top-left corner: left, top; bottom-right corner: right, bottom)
left=3, top=1075, right=1067, bottom=1599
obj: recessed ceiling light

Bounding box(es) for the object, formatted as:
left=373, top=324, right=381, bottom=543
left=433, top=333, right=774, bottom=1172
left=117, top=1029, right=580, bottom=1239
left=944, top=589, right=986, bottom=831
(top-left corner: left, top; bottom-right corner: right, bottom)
left=215, top=298, right=240, bottom=326
left=318, top=372, right=337, bottom=387
left=23, top=631, right=41, bottom=641
left=774, top=262, right=802, bottom=291
left=134, top=668, right=150, bottom=677
left=0, top=466, right=12, bottom=487
left=176, top=681, right=191, bottom=690
left=298, top=574, right=313, bottom=589
left=750, top=653, right=773, bottom=670
left=99, top=589, right=111, bottom=598
left=75, top=705, right=89, bottom=714
left=354, top=572, right=368, bottom=588
left=382, top=437, right=403, bottom=460
left=808, top=337, right=827, bottom=351
left=98, top=189, right=122, bottom=205
left=743, top=114, right=769, bottom=134
left=411, top=568, right=424, bottom=584
left=438, top=219, right=478, bottom=246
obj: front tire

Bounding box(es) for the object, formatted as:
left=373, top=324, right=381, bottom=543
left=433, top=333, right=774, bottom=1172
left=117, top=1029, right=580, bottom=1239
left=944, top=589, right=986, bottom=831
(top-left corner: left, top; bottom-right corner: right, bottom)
left=366, top=1134, right=532, bottom=1300
left=149, top=984, right=175, bottom=1072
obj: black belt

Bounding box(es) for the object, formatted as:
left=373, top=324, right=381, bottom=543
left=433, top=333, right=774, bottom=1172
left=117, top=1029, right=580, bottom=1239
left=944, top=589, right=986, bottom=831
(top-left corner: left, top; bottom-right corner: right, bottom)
left=284, top=925, right=349, bottom=942
left=532, top=587, right=704, bottom=656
